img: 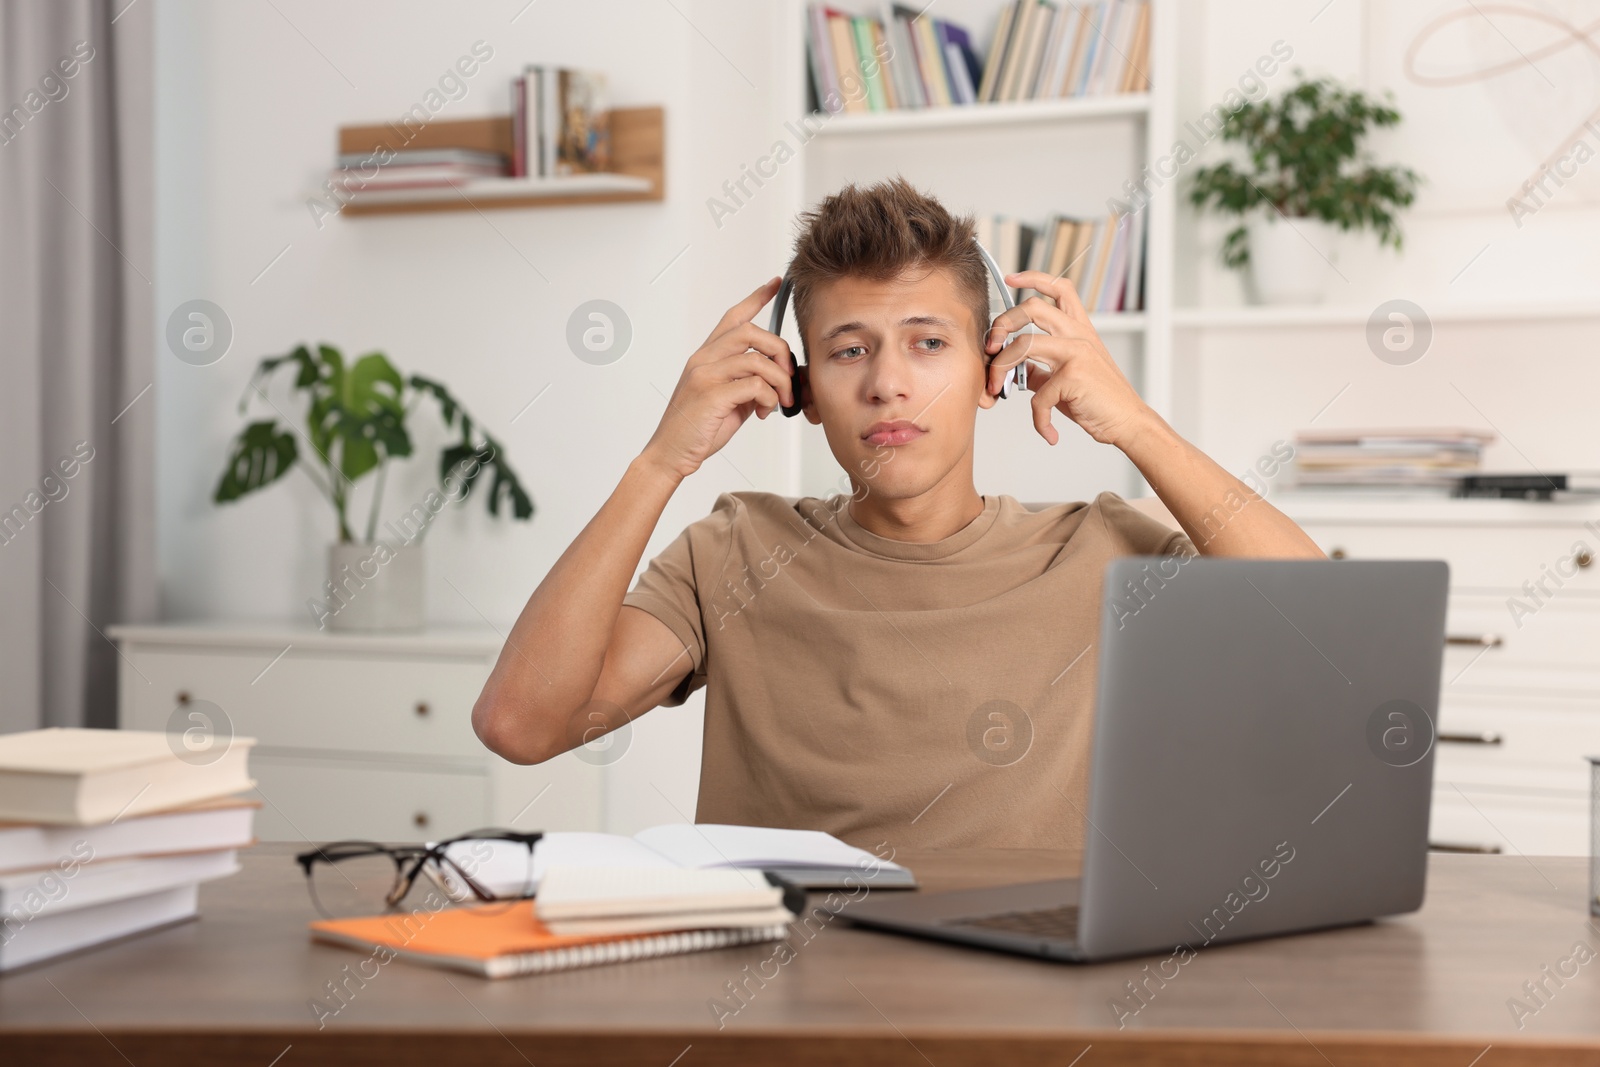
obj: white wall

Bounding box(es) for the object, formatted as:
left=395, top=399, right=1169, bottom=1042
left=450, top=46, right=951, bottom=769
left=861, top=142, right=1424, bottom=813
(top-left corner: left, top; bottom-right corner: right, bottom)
left=1174, top=0, right=1600, bottom=476
left=152, top=0, right=804, bottom=832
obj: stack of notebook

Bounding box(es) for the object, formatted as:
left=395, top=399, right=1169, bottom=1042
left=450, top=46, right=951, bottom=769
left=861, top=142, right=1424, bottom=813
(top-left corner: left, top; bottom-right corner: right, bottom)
left=0, top=728, right=257, bottom=971
left=310, top=823, right=914, bottom=978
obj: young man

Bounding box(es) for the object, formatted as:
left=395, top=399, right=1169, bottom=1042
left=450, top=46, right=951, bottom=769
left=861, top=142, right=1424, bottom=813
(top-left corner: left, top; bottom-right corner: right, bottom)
left=474, top=177, right=1323, bottom=850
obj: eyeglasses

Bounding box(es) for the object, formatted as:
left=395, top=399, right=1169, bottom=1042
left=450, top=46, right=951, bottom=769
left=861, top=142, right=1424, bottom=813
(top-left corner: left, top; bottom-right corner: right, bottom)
left=294, top=828, right=542, bottom=919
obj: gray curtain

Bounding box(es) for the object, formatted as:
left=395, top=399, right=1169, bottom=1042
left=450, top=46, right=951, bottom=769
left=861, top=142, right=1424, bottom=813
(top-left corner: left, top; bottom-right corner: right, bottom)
left=0, top=0, right=156, bottom=732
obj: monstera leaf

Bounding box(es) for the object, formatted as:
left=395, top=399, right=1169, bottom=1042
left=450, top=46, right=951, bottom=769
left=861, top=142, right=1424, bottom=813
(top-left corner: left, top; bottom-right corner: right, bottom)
left=417, top=375, right=534, bottom=522
left=214, top=420, right=297, bottom=503
left=216, top=345, right=531, bottom=542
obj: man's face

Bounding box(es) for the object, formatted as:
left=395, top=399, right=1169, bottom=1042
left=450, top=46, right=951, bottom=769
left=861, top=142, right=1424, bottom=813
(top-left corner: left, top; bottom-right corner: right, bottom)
left=799, top=266, right=997, bottom=500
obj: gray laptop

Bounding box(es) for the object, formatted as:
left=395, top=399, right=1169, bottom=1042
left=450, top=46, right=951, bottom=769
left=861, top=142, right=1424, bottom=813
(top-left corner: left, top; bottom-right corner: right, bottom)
left=842, top=557, right=1449, bottom=962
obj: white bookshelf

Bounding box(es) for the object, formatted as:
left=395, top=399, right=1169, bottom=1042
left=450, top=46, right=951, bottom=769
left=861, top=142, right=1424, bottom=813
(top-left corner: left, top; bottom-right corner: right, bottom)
left=1172, top=301, right=1600, bottom=329
left=342, top=173, right=654, bottom=210
left=778, top=0, right=1182, bottom=505
left=812, top=91, right=1151, bottom=134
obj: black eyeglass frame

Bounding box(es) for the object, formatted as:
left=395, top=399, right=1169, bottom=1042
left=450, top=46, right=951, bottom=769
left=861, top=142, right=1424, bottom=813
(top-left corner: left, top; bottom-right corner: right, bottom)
left=294, top=828, right=544, bottom=915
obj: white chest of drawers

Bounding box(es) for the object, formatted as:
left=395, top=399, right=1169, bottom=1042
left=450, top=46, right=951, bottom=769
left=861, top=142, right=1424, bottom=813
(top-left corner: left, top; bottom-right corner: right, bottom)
left=1280, top=496, right=1600, bottom=856
left=109, top=624, right=601, bottom=843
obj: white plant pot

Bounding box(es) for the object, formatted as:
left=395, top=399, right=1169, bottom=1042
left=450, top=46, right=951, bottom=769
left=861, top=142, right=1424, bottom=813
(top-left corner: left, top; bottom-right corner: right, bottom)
left=1246, top=214, right=1339, bottom=305
left=321, top=542, right=424, bottom=632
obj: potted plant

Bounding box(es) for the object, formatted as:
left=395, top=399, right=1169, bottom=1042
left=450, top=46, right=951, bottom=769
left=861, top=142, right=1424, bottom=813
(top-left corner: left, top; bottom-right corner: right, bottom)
left=214, top=344, right=533, bottom=631
left=1188, top=73, right=1422, bottom=304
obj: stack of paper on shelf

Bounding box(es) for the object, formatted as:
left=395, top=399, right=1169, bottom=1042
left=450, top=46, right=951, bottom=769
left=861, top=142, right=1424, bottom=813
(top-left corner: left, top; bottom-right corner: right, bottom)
left=1290, top=428, right=1496, bottom=492
left=330, top=147, right=509, bottom=192
left=0, top=728, right=258, bottom=971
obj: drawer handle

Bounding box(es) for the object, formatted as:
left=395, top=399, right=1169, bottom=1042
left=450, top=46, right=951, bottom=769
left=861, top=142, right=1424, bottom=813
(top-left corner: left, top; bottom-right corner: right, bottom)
left=1329, top=547, right=1347, bottom=560
left=1429, top=841, right=1503, bottom=855
left=1438, top=731, right=1504, bottom=746
left=413, top=812, right=430, bottom=829
left=1578, top=549, right=1595, bottom=570
left=1446, top=634, right=1504, bottom=648
left=415, top=702, right=430, bottom=718
left=176, top=690, right=192, bottom=706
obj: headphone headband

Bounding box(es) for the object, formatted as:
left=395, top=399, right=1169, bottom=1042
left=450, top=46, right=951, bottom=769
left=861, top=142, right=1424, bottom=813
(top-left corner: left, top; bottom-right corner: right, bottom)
left=770, top=239, right=1026, bottom=418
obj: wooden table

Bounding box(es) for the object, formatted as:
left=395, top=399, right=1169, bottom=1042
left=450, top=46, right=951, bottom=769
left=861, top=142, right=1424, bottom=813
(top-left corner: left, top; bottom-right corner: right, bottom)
left=5, top=844, right=1600, bottom=1065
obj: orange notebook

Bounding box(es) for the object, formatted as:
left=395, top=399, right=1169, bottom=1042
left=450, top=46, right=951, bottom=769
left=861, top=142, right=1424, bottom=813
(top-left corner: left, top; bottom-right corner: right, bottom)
left=310, top=902, right=788, bottom=979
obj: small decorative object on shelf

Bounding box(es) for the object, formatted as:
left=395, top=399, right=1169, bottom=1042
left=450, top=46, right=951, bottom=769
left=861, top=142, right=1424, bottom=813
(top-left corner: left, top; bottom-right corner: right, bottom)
left=1187, top=72, right=1422, bottom=305
left=805, top=0, right=1149, bottom=115
left=213, top=345, right=533, bottom=632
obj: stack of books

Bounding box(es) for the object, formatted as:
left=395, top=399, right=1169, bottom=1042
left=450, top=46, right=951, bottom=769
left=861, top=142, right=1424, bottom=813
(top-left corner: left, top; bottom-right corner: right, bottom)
left=806, top=1, right=1149, bottom=114
left=1290, top=429, right=1496, bottom=492
left=310, top=823, right=914, bottom=978
left=330, top=148, right=508, bottom=193
left=807, top=4, right=983, bottom=110
left=0, top=728, right=257, bottom=972
left=511, top=66, right=610, bottom=178
left=977, top=208, right=1146, bottom=313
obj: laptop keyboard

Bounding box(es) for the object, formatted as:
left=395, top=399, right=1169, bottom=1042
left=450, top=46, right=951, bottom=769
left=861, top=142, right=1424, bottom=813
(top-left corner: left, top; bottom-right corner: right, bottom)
left=946, top=904, right=1080, bottom=941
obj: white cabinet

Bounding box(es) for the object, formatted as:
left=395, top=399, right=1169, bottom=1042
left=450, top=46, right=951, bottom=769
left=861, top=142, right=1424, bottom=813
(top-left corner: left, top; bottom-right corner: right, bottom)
left=109, top=624, right=602, bottom=843
left=1282, top=497, right=1600, bottom=856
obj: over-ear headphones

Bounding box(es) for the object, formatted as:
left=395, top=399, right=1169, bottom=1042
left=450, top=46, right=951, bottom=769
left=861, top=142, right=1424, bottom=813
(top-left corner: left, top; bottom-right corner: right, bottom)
left=768, top=240, right=1029, bottom=418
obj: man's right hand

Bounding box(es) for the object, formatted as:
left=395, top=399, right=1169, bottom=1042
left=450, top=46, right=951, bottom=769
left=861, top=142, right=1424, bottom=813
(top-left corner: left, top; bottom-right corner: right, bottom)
left=640, top=277, right=796, bottom=482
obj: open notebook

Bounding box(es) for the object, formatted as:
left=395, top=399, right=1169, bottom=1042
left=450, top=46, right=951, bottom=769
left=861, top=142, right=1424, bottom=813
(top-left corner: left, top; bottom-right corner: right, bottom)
left=430, top=823, right=915, bottom=899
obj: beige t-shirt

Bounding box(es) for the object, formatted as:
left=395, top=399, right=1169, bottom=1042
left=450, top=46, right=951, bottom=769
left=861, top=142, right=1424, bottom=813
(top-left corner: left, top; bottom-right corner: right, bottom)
left=621, top=490, right=1195, bottom=851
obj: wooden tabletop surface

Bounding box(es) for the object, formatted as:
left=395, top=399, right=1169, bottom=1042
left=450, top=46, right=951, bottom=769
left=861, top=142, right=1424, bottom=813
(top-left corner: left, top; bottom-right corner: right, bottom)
left=5, top=843, right=1599, bottom=1066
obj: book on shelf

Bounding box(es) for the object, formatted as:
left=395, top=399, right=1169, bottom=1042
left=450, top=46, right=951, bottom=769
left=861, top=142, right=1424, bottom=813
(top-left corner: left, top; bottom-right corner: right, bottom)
left=311, top=898, right=790, bottom=979
left=511, top=66, right=611, bottom=179
left=807, top=3, right=983, bottom=113
left=978, top=208, right=1146, bottom=312
left=1289, top=428, right=1497, bottom=492
left=336, top=148, right=506, bottom=170
left=979, top=0, right=1150, bottom=105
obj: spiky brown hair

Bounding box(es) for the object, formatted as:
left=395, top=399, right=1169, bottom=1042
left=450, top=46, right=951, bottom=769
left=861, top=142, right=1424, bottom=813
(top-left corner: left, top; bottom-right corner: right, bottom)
left=787, top=176, right=990, bottom=363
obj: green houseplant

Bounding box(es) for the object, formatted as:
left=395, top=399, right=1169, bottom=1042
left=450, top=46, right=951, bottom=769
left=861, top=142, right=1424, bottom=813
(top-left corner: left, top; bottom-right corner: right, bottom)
left=1188, top=73, right=1422, bottom=304
left=214, top=344, right=533, bottom=630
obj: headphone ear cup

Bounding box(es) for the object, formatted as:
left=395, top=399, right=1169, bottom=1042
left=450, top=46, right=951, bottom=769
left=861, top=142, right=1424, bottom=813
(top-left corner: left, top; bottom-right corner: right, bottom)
left=781, top=360, right=804, bottom=418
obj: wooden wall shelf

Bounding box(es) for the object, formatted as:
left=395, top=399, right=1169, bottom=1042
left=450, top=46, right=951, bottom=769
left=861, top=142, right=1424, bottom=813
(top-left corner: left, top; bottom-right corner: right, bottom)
left=336, top=106, right=664, bottom=216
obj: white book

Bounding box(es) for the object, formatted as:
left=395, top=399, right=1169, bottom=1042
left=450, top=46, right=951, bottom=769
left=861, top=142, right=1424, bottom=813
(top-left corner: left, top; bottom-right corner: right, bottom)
left=430, top=822, right=914, bottom=900
left=0, top=795, right=257, bottom=875
left=1033, top=3, right=1075, bottom=99
left=0, top=883, right=199, bottom=972
left=0, top=848, right=239, bottom=918
left=1123, top=203, right=1147, bottom=311
left=945, top=39, right=978, bottom=104
left=535, top=866, right=793, bottom=936
left=0, top=728, right=255, bottom=825
left=1086, top=0, right=1127, bottom=95
left=1016, top=2, right=1056, bottom=100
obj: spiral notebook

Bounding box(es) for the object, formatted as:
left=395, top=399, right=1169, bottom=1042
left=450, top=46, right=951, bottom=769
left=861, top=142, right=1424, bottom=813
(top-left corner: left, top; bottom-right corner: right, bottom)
left=310, top=901, right=788, bottom=979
